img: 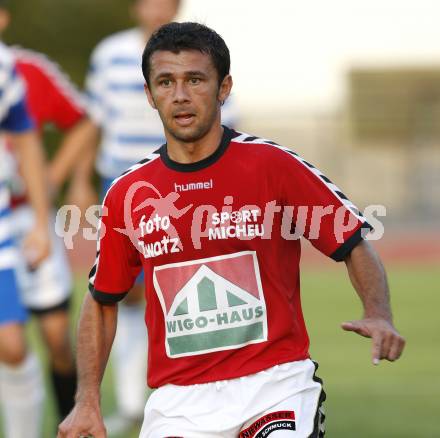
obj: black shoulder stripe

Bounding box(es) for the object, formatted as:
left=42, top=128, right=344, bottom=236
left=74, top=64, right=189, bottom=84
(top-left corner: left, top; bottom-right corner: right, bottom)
left=89, top=284, right=128, bottom=305
left=243, top=136, right=258, bottom=142
left=335, top=190, right=348, bottom=201
left=88, top=265, right=97, bottom=279
left=138, top=157, right=152, bottom=165
left=303, top=160, right=315, bottom=169
left=285, top=149, right=299, bottom=157
left=330, top=223, right=373, bottom=262
left=119, top=153, right=158, bottom=177
left=320, top=175, right=333, bottom=184
left=349, top=206, right=362, bottom=217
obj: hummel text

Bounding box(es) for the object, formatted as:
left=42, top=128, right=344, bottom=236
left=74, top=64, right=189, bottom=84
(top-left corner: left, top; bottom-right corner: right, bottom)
left=174, top=179, right=213, bottom=192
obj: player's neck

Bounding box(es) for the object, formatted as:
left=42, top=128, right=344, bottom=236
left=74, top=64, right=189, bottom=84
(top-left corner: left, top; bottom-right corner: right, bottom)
left=166, top=123, right=224, bottom=164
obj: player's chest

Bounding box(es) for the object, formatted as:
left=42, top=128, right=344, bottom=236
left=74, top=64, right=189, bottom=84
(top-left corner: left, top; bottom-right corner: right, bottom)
left=128, top=169, right=278, bottom=264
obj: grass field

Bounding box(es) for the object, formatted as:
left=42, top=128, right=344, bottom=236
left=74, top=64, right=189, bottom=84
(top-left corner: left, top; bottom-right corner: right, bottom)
left=5, top=264, right=439, bottom=438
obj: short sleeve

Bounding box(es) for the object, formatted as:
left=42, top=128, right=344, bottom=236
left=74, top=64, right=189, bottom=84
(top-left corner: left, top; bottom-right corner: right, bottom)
left=12, top=50, right=85, bottom=131
left=88, top=184, right=142, bottom=304
left=279, top=148, right=372, bottom=261
left=39, top=62, right=85, bottom=130
left=85, top=47, right=106, bottom=125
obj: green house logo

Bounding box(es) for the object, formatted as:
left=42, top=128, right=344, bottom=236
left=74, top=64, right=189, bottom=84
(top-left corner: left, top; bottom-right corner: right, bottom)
left=153, top=252, right=268, bottom=358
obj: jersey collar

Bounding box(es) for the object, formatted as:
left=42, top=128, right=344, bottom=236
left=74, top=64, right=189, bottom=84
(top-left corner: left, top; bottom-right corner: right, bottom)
left=159, top=125, right=235, bottom=173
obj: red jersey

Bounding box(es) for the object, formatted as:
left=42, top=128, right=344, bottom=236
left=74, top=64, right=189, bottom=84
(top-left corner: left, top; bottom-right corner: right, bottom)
left=13, top=47, right=84, bottom=131
left=89, top=127, right=371, bottom=388
left=9, top=48, right=85, bottom=207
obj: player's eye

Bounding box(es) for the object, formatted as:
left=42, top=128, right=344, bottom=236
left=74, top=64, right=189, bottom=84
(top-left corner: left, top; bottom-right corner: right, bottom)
left=159, top=79, right=172, bottom=87
left=189, top=77, right=201, bottom=85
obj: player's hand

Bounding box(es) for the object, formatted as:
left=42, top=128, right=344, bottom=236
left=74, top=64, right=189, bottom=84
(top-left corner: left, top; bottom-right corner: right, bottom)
left=57, top=401, right=107, bottom=438
left=22, top=223, right=51, bottom=269
left=341, top=318, right=405, bottom=365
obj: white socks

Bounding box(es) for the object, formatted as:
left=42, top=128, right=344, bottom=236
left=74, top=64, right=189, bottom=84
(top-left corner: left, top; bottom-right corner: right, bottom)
left=0, top=353, right=44, bottom=438
left=113, top=303, right=148, bottom=418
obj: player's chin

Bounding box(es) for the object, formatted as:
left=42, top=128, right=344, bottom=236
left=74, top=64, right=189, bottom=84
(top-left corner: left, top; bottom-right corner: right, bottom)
left=169, top=121, right=205, bottom=142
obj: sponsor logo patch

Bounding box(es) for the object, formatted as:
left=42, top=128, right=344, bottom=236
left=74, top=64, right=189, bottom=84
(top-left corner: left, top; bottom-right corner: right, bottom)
left=153, top=251, right=268, bottom=358
left=239, top=411, right=296, bottom=438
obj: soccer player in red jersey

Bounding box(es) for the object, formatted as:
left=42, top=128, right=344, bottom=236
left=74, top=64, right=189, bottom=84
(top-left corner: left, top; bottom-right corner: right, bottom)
left=58, top=23, right=405, bottom=438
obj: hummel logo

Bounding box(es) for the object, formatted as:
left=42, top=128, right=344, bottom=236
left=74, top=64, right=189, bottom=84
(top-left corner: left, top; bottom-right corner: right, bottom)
left=174, top=179, right=213, bottom=192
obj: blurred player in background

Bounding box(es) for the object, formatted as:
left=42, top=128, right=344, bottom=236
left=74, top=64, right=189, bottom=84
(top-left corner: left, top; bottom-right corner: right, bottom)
left=76, top=0, right=237, bottom=433
left=0, top=5, right=50, bottom=436
left=8, top=46, right=92, bottom=421
left=0, top=0, right=97, bottom=423
left=59, top=22, right=405, bottom=438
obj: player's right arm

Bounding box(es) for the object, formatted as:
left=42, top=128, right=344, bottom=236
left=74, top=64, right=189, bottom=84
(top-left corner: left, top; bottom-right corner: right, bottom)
left=58, top=182, right=142, bottom=437
left=2, top=61, right=50, bottom=267
left=9, top=130, right=50, bottom=267
left=57, top=293, right=116, bottom=438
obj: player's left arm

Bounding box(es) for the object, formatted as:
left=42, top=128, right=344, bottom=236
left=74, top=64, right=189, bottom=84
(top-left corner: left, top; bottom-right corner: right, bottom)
left=48, top=117, right=99, bottom=191
left=342, top=240, right=406, bottom=364
left=30, top=56, right=95, bottom=194
left=276, top=148, right=405, bottom=365
left=40, top=64, right=100, bottom=211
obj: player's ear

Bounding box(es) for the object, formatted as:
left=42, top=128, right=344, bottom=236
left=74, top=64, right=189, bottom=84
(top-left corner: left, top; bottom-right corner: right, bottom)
left=144, top=83, right=157, bottom=110
left=218, top=75, right=233, bottom=105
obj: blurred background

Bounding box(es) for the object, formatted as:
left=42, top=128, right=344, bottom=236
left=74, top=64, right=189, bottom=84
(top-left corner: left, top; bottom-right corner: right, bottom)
left=5, top=0, right=440, bottom=227
left=2, top=0, right=439, bottom=437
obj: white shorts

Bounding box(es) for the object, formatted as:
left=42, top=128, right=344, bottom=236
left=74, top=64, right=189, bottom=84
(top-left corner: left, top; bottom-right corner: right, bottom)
left=12, top=205, right=72, bottom=312
left=140, top=359, right=325, bottom=438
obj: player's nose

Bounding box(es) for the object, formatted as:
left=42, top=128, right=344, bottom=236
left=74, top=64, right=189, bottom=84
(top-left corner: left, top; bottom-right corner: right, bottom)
left=172, top=80, right=191, bottom=103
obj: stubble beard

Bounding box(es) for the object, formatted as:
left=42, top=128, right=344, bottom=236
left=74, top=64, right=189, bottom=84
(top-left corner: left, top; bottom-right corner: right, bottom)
left=159, top=98, right=220, bottom=143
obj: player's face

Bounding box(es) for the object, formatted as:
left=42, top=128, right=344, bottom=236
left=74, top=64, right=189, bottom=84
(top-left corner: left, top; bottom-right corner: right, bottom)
left=145, top=50, right=232, bottom=143
left=132, top=0, right=178, bottom=34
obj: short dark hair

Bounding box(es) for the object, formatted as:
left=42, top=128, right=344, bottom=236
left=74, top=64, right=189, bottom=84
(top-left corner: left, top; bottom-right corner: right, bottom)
left=142, top=22, right=230, bottom=87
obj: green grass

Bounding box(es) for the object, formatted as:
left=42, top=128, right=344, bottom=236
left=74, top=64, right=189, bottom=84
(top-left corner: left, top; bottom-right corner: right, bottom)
left=303, top=264, right=440, bottom=438
left=3, top=265, right=439, bottom=437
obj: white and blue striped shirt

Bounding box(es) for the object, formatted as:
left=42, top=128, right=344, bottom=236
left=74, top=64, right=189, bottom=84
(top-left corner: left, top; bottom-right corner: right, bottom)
left=0, top=157, right=16, bottom=270
left=0, top=42, right=33, bottom=269
left=86, top=28, right=237, bottom=179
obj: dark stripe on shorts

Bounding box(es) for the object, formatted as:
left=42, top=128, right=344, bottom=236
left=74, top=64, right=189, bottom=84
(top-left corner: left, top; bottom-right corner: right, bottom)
left=308, top=361, right=326, bottom=438
left=28, top=296, right=71, bottom=316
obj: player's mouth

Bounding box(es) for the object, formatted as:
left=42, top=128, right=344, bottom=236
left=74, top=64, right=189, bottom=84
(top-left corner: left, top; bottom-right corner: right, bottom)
left=174, top=112, right=196, bottom=127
